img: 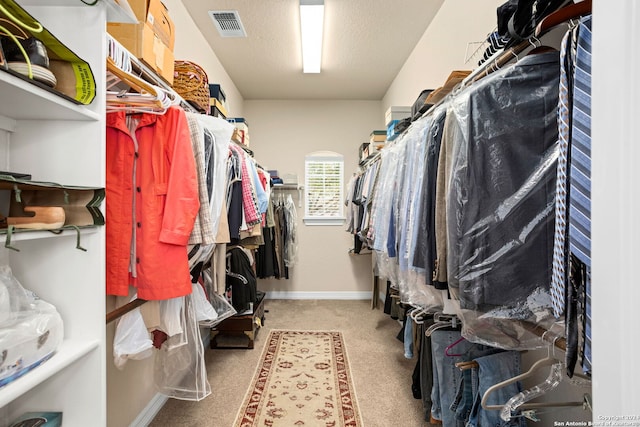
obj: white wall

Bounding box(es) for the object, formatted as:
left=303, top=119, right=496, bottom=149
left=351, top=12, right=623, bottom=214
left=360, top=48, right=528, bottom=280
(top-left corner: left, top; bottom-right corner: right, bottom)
left=383, top=0, right=504, bottom=112
left=245, top=100, right=383, bottom=297
left=592, top=0, right=640, bottom=420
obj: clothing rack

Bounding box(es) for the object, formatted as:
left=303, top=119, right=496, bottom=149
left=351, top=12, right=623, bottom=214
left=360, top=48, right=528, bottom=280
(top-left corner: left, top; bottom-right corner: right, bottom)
left=104, top=36, right=199, bottom=325
left=359, top=151, right=381, bottom=171
left=272, top=184, right=303, bottom=208
left=106, top=33, right=199, bottom=115
left=106, top=298, right=147, bottom=324
left=466, top=0, right=591, bottom=86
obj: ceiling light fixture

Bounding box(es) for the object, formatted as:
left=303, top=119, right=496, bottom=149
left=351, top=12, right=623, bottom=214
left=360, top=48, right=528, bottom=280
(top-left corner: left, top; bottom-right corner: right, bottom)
left=299, top=0, right=324, bottom=73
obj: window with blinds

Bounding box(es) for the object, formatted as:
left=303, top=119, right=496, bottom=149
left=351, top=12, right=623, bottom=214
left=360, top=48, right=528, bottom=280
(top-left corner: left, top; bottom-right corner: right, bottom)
left=304, top=152, right=345, bottom=225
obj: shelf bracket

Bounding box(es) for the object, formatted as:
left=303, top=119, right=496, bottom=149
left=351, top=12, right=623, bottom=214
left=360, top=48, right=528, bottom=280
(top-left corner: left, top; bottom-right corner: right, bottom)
left=13, top=184, right=21, bottom=203
left=71, top=225, right=87, bottom=252
left=4, top=225, right=19, bottom=251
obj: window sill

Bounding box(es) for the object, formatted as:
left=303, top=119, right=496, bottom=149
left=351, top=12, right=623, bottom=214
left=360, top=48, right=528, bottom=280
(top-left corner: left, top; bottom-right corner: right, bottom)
left=303, top=217, right=346, bottom=226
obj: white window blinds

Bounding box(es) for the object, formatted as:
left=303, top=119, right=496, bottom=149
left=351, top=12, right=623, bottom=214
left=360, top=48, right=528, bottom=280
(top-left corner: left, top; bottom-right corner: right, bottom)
left=304, top=153, right=344, bottom=225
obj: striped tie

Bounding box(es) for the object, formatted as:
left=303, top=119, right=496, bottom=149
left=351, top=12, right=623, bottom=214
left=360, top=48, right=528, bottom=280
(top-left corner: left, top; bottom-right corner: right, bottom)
left=550, top=29, right=573, bottom=319
left=571, top=16, right=592, bottom=374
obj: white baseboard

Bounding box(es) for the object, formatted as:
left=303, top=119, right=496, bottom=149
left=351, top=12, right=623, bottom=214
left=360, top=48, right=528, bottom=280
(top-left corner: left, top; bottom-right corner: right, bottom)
left=129, top=392, right=169, bottom=427
left=264, top=291, right=371, bottom=300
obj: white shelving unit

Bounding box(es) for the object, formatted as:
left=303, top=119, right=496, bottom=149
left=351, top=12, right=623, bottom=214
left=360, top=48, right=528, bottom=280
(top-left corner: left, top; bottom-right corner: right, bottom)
left=0, top=1, right=107, bottom=425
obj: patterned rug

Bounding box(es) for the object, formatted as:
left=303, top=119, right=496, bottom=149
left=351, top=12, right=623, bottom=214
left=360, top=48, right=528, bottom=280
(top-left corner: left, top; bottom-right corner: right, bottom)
left=234, top=330, right=363, bottom=427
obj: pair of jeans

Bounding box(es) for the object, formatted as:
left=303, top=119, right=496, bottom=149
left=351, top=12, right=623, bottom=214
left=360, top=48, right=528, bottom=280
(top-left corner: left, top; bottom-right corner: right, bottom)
left=466, top=351, right=526, bottom=427
left=450, top=346, right=504, bottom=424
left=431, top=330, right=491, bottom=427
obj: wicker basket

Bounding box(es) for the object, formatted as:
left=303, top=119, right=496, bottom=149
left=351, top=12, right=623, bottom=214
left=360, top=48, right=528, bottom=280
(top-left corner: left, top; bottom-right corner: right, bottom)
left=172, top=60, right=209, bottom=113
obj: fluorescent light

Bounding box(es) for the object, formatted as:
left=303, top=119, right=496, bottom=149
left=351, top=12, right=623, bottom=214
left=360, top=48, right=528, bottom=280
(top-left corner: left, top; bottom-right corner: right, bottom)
left=300, top=0, right=324, bottom=73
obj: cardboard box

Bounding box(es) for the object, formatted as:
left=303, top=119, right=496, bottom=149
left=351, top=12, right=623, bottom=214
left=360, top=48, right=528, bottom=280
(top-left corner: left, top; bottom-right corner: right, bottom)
left=233, top=129, right=249, bottom=146
left=209, top=84, right=227, bottom=110
left=385, top=106, right=411, bottom=127
left=232, top=128, right=249, bottom=146
left=370, top=130, right=386, bottom=143
left=107, top=0, right=175, bottom=84
left=122, top=0, right=174, bottom=49
left=227, top=117, right=248, bottom=132
left=209, top=98, right=228, bottom=118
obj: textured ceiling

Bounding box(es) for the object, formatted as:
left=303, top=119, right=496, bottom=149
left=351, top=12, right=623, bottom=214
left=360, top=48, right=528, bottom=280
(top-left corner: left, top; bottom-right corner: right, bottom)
left=181, top=0, right=445, bottom=100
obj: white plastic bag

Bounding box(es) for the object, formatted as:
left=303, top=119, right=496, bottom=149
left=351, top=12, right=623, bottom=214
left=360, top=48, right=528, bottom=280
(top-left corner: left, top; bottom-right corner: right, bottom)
left=113, top=294, right=154, bottom=370
left=159, top=297, right=186, bottom=351
left=192, top=282, right=218, bottom=326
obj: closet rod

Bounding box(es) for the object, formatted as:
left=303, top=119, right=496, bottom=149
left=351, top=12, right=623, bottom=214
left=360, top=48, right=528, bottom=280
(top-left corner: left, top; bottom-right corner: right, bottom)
left=469, top=40, right=531, bottom=84
left=471, top=0, right=592, bottom=84
left=520, top=321, right=567, bottom=351
left=106, top=298, right=147, bottom=324
left=106, top=34, right=198, bottom=114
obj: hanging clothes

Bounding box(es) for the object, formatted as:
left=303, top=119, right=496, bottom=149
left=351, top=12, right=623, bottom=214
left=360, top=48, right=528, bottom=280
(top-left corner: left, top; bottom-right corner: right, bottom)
left=196, top=114, right=234, bottom=240
left=185, top=113, right=216, bottom=246
left=360, top=52, right=564, bottom=349
left=226, top=147, right=244, bottom=242
left=282, top=194, right=298, bottom=268
left=106, top=107, right=199, bottom=300
left=413, top=107, right=447, bottom=289
left=256, top=193, right=297, bottom=279
left=446, top=51, right=560, bottom=348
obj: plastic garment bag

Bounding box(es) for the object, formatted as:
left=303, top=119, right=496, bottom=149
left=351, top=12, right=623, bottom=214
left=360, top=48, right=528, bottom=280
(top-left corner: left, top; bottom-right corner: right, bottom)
left=191, top=282, right=218, bottom=327
left=394, top=116, right=438, bottom=309
left=202, top=267, right=236, bottom=328
left=283, top=194, right=298, bottom=267
left=445, top=51, right=561, bottom=350
left=196, top=114, right=234, bottom=238
left=154, top=293, right=211, bottom=401
left=113, top=294, right=154, bottom=370
left=367, top=116, right=444, bottom=312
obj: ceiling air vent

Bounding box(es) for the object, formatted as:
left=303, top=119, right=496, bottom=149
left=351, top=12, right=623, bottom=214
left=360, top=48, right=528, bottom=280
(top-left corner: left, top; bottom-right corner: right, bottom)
left=209, top=10, right=247, bottom=38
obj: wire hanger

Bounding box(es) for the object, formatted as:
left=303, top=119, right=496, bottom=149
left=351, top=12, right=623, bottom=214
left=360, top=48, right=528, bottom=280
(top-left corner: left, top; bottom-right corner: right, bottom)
left=445, top=336, right=467, bottom=357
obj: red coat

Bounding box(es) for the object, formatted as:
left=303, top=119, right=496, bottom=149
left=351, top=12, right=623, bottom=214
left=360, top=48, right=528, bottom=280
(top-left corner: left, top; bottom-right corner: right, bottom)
left=106, top=107, right=199, bottom=300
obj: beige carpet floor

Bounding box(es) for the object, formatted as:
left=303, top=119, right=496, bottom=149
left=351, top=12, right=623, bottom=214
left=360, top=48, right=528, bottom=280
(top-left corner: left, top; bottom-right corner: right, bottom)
left=149, top=299, right=433, bottom=427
